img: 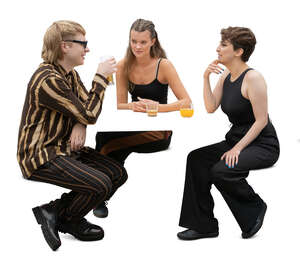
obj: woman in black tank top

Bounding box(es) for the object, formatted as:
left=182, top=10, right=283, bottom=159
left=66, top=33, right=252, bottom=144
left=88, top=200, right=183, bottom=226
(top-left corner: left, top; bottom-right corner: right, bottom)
left=178, top=27, right=279, bottom=240
left=93, top=19, right=191, bottom=218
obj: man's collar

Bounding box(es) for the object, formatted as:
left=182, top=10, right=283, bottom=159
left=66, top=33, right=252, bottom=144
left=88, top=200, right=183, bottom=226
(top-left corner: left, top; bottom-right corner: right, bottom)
left=54, top=63, right=73, bottom=77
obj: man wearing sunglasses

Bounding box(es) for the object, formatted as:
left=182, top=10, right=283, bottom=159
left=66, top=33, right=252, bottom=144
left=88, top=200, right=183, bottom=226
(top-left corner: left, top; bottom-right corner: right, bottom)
left=17, top=20, right=128, bottom=251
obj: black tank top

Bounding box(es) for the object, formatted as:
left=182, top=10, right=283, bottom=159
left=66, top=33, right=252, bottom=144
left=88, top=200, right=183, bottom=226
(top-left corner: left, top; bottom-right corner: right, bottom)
left=128, top=58, right=168, bottom=104
left=221, top=68, right=279, bottom=149
left=221, top=68, right=255, bottom=125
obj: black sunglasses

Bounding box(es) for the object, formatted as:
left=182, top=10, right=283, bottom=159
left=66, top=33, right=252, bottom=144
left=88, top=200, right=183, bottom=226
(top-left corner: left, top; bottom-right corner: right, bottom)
left=64, top=40, right=88, bottom=48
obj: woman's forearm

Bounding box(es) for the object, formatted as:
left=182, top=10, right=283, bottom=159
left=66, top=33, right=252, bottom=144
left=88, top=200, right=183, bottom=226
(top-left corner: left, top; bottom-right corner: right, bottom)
left=158, top=98, right=191, bottom=112
left=234, top=118, right=268, bottom=151
left=117, top=103, right=132, bottom=110
left=118, top=98, right=192, bottom=112
left=203, top=77, right=217, bottom=113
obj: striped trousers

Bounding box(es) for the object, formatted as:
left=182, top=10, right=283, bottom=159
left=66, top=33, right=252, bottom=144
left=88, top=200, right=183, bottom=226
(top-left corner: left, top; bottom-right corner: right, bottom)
left=30, top=147, right=127, bottom=222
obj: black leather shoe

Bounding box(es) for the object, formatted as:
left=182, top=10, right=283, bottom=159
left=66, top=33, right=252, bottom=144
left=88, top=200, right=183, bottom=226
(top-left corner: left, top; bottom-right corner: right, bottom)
left=177, top=229, right=219, bottom=240
left=58, top=218, right=104, bottom=241
left=32, top=204, right=61, bottom=251
left=242, top=202, right=267, bottom=239
left=93, top=201, right=108, bottom=218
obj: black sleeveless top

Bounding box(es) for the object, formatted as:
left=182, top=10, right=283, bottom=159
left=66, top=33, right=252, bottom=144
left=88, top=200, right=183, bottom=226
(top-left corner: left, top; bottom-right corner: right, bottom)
left=221, top=68, right=255, bottom=125
left=128, top=58, right=168, bottom=104
left=221, top=68, right=279, bottom=149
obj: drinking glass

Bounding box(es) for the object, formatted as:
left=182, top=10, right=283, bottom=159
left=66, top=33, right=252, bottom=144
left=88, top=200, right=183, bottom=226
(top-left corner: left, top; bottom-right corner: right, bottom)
left=146, top=101, right=159, bottom=117
left=99, top=55, right=115, bottom=85
left=180, top=102, right=194, bottom=117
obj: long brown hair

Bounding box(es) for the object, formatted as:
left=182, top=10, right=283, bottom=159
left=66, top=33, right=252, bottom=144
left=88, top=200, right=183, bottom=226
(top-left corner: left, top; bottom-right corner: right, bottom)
left=124, top=19, right=167, bottom=83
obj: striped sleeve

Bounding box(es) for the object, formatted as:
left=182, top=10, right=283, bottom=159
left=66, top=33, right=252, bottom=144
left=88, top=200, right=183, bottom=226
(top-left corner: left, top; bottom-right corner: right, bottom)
left=38, top=73, right=108, bottom=125
left=74, top=70, right=90, bottom=102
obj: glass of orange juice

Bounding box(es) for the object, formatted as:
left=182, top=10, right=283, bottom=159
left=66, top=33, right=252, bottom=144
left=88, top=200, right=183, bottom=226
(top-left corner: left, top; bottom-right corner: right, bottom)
left=146, top=101, right=159, bottom=117
left=180, top=102, right=194, bottom=117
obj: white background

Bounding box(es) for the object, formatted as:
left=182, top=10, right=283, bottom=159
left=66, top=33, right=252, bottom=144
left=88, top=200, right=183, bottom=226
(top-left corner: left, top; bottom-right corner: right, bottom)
left=1, top=0, right=299, bottom=263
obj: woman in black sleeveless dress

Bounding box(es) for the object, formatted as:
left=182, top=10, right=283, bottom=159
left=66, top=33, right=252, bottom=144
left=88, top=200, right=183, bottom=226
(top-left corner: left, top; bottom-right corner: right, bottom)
left=177, top=27, right=279, bottom=240
left=94, top=19, right=191, bottom=217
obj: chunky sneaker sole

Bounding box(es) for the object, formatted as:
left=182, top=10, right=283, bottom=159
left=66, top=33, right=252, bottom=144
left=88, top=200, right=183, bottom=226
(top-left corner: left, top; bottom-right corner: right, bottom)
left=32, top=207, right=61, bottom=251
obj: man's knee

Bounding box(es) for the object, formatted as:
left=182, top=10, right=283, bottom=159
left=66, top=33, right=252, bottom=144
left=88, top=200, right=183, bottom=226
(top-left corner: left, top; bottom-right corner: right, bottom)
left=118, top=166, right=128, bottom=187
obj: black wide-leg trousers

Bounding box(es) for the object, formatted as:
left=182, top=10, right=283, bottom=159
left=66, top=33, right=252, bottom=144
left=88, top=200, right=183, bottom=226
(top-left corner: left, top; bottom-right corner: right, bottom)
left=30, top=147, right=127, bottom=222
left=179, top=140, right=279, bottom=233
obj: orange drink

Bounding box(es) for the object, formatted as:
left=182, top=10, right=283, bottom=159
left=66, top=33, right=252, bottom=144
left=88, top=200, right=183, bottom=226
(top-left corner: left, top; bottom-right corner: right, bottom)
left=180, top=108, right=194, bottom=117
left=180, top=102, right=194, bottom=117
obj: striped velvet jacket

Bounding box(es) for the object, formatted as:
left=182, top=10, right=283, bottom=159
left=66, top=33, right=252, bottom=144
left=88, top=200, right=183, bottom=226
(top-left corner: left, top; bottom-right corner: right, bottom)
left=17, top=62, right=108, bottom=178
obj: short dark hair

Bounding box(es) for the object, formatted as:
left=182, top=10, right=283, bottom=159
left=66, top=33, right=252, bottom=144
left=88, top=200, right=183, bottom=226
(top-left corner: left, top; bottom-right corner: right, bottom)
left=221, top=27, right=256, bottom=62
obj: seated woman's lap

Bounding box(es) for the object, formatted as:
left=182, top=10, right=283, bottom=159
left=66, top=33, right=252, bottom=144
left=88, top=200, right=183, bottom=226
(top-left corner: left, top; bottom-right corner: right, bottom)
left=210, top=144, right=279, bottom=181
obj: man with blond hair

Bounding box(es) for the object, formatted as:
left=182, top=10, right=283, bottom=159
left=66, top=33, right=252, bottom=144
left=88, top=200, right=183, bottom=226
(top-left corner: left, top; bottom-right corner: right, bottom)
left=17, top=20, right=128, bottom=251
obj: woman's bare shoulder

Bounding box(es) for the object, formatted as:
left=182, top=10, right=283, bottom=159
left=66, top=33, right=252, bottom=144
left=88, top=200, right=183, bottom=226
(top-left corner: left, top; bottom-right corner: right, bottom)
left=159, top=58, right=173, bottom=69
left=245, top=69, right=264, bottom=82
